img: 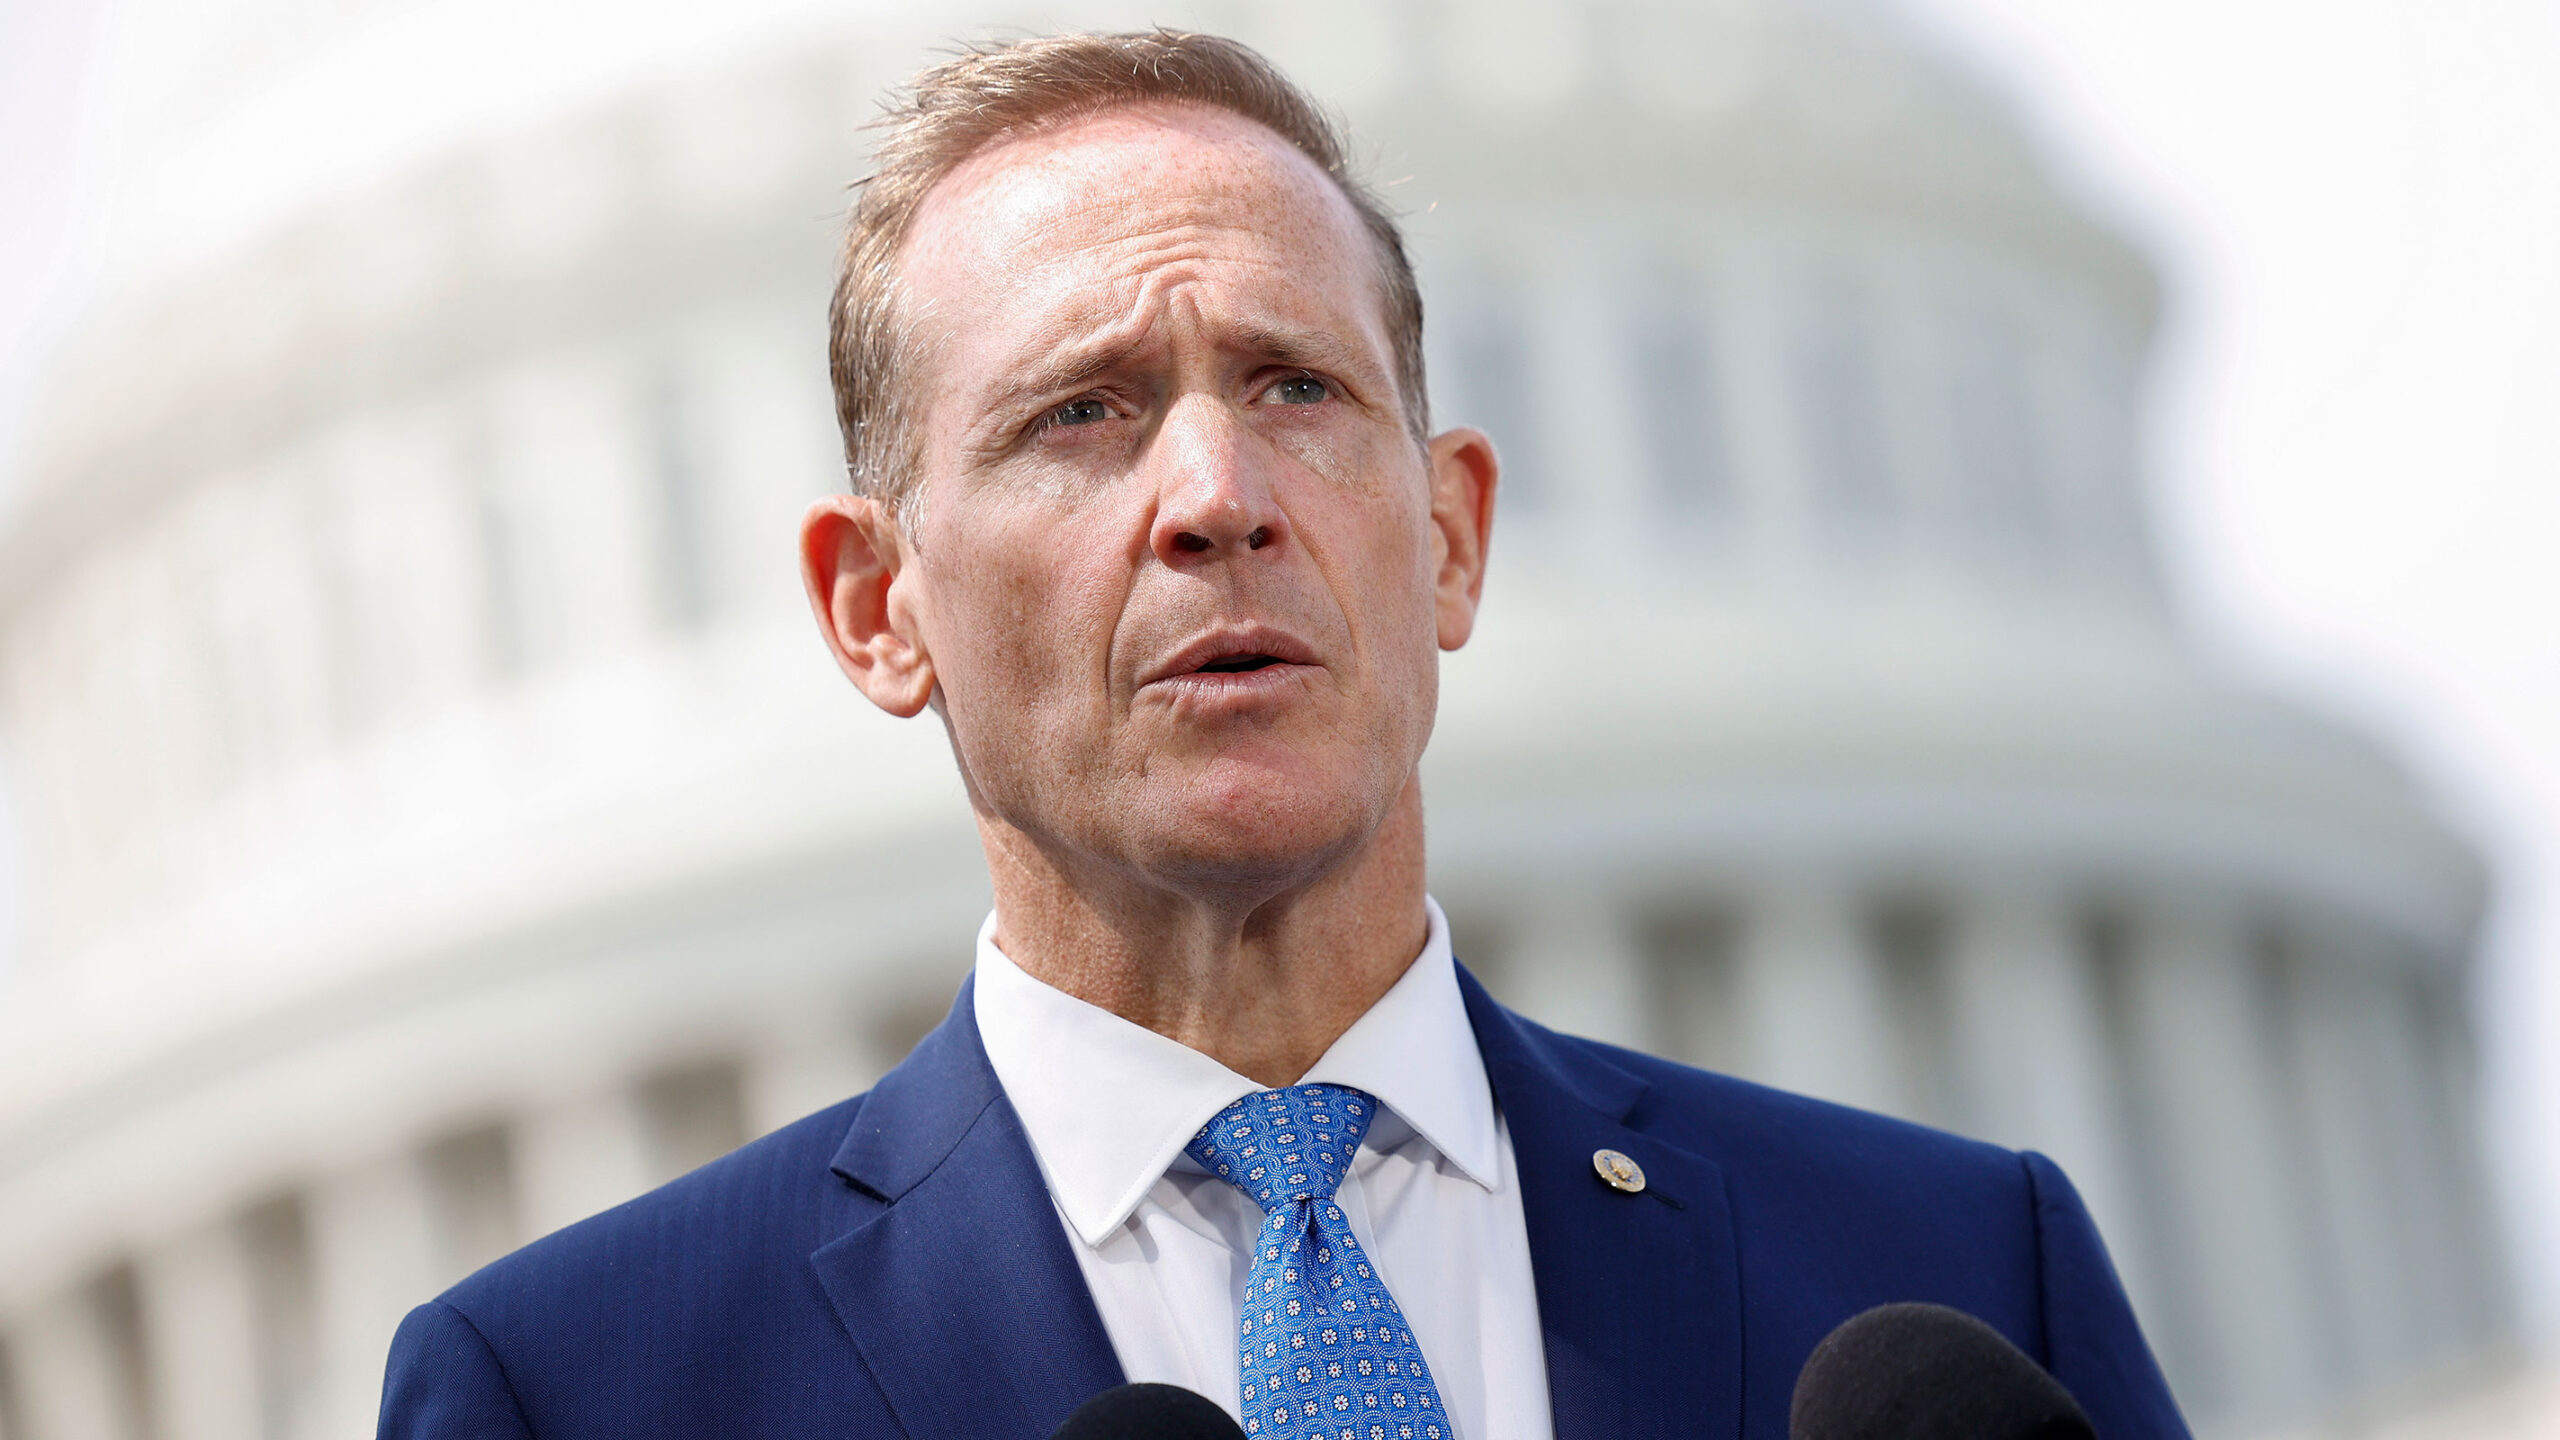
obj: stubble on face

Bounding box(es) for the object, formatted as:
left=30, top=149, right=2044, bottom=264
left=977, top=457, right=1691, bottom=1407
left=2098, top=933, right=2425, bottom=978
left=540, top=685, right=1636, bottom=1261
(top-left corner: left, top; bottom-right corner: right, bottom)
left=891, top=103, right=1444, bottom=909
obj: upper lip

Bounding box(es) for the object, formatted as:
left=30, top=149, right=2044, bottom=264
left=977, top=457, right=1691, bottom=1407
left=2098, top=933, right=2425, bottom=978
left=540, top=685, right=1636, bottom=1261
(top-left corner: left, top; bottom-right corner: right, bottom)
left=1140, top=625, right=1322, bottom=686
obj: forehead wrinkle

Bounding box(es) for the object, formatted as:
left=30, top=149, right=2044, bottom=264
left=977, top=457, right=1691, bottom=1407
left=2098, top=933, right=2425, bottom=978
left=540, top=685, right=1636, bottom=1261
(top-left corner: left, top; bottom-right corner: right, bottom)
left=906, top=109, right=1402, bottom=465
left=905, top=102, right=1383, bottom=317
left=1094, top=229, right=1390, bottom=377
left=972, top=227, right=1331, bottom=402
left=960, top=228, right=1220, bottom=396
left=1087, top=219, right=1396, bottom=386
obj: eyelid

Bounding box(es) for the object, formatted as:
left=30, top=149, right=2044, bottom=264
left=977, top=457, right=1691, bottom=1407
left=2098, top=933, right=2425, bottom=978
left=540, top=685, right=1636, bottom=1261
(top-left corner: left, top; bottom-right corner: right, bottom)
left=1255, top=369, right=1332, bottom=403
left=1029, top=389, right=1119, bottom=437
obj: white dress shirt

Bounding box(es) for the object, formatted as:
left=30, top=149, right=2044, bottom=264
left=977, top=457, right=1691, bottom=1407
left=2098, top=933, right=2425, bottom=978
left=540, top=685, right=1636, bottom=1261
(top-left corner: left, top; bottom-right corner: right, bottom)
left=973, top=897, right=1555, bottom=1440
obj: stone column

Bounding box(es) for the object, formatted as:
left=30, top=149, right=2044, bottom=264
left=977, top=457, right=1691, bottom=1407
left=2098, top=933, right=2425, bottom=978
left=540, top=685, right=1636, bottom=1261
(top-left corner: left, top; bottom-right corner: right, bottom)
left=1536, top=260, right=1655, bottom=564
left=133, top=1221, right=262, bottom=1440
left=2351, top=963, right=2475, bottom=1375
left=1500, top=884, right=1651, bottom=1052
left=513, top=1085, right=654, bottom=1241
left=305, top=1154, right=441, bottom=1440
left=1734, top=878, right=1900, bottom=1116
left=2112, top=901, right=2325, bottom=1428
left=2278, top=939, right=2420, bottom=1394
left=2409, top=966, right=2514, bottom=1354
left=2, top=1283, right=139, bottom=1440
left=1941, top=886, right=2150, bottom=1309
left=1717, top=262, right=1821, bottom=576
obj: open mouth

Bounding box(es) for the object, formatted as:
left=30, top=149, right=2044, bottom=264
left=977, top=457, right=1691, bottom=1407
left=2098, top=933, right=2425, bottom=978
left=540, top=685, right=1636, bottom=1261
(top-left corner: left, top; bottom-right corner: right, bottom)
left=1143, top=627, right=1320, bottom=692
left=1194, top=654, right=1286, bottom=675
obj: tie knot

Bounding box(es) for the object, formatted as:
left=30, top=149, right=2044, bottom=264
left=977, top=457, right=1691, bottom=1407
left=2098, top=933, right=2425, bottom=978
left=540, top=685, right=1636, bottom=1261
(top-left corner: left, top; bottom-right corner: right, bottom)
left=1185, top=1084, right=1376, bottom=1212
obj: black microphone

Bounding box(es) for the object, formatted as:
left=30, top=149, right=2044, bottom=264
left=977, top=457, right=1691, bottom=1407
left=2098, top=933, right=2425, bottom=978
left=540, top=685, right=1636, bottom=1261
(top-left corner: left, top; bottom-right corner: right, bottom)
left=1790, top=1302, right=2096, bottom=1440
left=1051, top=1383, right=1249, bottom=1440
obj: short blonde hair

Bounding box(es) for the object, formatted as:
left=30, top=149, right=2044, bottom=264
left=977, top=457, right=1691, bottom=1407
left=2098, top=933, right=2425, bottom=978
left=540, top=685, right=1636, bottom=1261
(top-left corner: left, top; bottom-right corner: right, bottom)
left=828, top=30, right=1428, bottom=511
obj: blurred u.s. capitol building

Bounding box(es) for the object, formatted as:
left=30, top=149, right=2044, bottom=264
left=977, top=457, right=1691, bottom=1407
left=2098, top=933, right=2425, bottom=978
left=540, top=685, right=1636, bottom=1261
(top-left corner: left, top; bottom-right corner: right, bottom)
left=0, top=0, right=2515, bottom=1436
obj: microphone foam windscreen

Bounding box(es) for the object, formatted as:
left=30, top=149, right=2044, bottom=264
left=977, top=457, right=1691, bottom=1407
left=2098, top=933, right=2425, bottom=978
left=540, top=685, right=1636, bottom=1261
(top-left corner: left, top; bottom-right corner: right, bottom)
left=1051, top=1383, right=1249, bottom=1440
left=1790, top=1302, right=2097, bottom=1440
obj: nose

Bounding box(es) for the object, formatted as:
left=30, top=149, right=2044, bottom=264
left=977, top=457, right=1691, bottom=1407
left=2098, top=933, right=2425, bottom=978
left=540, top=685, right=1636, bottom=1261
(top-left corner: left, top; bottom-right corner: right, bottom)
left=1147, top=396, right=1289, bottom=568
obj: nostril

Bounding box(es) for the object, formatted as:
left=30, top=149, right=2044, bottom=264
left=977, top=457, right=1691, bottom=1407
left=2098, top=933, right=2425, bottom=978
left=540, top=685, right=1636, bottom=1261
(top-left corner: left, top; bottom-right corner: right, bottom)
left=1173, top=532, right=1214, bottom=554
left=1245, top=526, right=1271, bottom=551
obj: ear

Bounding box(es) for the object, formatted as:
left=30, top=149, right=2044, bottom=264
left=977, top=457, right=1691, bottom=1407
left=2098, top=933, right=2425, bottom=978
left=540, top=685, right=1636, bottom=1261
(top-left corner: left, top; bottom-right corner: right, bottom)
left=799, top=493, right=936, bottom=717
left=1425, top=427, right=1499, bottom=651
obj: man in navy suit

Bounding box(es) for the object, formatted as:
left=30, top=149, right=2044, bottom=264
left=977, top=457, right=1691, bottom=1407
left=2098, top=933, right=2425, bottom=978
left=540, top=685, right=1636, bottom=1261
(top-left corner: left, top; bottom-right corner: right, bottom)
left=381, top=29, right=2188, bottom=1440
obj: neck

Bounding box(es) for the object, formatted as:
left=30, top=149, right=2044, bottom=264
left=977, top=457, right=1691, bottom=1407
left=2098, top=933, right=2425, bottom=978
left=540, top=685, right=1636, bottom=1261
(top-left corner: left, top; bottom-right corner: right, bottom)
left=979, top=780, right=1431, bottom=1088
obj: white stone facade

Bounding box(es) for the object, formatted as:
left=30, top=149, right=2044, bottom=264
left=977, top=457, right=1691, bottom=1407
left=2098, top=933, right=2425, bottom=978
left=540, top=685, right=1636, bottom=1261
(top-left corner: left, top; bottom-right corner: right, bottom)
left=0, top=2, right=2510, bottom=1437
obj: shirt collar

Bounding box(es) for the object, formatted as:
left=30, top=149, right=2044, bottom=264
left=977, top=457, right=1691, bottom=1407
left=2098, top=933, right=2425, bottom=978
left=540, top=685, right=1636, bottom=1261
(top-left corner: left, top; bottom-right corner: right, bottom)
left=971, top=896, right=1500, bottom=1249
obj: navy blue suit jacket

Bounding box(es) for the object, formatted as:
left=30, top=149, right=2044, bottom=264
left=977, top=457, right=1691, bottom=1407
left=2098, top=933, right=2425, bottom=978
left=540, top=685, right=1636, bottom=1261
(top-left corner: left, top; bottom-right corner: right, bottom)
left=381, top=968, right=2189, bottom=1439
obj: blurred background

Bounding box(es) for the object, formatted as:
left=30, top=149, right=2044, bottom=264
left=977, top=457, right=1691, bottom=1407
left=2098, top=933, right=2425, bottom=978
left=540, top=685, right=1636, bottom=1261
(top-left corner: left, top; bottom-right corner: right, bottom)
left=0, top=0, right=2552, bottom=1437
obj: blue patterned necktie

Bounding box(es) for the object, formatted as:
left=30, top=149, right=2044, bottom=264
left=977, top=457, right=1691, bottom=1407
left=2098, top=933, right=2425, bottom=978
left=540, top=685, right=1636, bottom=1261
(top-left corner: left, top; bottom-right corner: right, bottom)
left=1186, top=1084, right=1451, bottom=1440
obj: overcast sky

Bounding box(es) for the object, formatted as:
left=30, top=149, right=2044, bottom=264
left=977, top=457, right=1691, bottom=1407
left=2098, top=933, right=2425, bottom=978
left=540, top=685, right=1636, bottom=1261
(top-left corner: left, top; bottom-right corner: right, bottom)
left=0, top=0, right=102, bottom=992
left=4, top=0, right=2557, bottom=1341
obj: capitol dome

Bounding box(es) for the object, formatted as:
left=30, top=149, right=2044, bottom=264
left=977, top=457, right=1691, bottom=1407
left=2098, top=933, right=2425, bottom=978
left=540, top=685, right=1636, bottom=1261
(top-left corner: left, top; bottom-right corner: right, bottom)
left=0, top=1, right=2511, bottom=1437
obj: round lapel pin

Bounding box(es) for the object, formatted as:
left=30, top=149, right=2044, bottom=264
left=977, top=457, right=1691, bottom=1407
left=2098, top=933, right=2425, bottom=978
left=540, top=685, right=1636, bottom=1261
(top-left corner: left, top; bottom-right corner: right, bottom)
left=1592, top=1148, right=1646, bottom=1193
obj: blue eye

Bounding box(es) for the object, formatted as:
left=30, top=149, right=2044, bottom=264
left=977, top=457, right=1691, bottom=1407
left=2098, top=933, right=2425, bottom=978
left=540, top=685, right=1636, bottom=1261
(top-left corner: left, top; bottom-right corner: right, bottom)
left=1266, top=375, right=1329, bottom=406
left=1050, top=397, right=1109, bottom=427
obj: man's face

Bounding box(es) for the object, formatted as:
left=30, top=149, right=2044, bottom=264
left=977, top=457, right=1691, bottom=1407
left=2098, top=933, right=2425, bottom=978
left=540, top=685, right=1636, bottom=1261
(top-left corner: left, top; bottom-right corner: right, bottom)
left=877, top=103, right=1492, bottom=897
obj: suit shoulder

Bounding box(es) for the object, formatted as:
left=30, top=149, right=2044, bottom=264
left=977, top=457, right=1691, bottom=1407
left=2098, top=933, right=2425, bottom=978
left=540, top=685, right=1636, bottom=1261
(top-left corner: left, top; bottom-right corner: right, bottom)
left=1548, top=1032, right=2055, bottom=1332
left=442, top=1090, right=875, bottom=1317
left=399, top=1094, right=910, bottom=1436
left=1562, top=1031, right=2028, bottom=1193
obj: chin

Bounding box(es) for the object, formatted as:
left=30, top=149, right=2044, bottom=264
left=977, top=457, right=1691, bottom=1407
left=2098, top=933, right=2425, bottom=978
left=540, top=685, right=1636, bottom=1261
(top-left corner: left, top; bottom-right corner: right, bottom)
left=1127, top=762, right=1398, bottom=896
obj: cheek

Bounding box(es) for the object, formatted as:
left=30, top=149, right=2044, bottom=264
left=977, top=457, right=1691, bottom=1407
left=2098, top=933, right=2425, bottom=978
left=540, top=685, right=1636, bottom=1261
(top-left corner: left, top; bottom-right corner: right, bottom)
left=926, top=511, right=1128, bottom=740
left=1321, top=477, right=1439, bottom=613
left=1278, top=421, right=1431, bottom=543
left=1294, top=479, right=1441, bottom=705
left=1267, top=422, right=1355, bottom=495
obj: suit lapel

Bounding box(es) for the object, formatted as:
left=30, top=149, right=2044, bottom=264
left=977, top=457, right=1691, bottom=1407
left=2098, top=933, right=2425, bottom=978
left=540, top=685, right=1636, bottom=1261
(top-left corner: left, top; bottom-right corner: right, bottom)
left=1462, top=968, right=1746, bottom=1440
left=810, top=977, right=1126, bottom=1440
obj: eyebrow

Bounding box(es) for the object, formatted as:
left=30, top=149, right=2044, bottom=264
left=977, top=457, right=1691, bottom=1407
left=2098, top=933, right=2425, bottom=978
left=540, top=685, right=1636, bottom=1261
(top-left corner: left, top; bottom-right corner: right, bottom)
left=984, top=319, right=1378, bottom=415
left=991, top=336, right=1143, bottom=413
left=1228, top=323, right=1369, bottom=378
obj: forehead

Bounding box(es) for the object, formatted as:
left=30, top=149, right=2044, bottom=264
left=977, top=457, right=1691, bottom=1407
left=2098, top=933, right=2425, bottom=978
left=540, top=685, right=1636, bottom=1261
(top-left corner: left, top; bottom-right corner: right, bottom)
left=895, top=103, right=1389, bottom=389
